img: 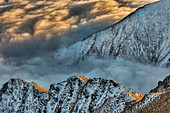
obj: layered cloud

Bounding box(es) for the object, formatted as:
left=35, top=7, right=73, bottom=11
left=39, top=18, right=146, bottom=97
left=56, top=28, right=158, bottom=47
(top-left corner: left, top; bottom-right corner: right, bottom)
left=0, top=0, right=157, bottom=57
left=0, top=55, right=169, bottom=93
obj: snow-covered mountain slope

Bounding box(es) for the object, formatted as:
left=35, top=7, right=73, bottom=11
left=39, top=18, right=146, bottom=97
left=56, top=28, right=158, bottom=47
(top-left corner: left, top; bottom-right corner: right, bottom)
left=53, top=0, right=170, bottom=66
left=0, top=75, right=145, bottom=113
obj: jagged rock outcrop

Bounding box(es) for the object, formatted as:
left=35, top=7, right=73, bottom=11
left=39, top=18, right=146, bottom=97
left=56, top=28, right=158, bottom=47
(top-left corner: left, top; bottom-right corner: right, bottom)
left=53, top=0, right=170, bottom=66
left=0, top=76, right=144, bottom=113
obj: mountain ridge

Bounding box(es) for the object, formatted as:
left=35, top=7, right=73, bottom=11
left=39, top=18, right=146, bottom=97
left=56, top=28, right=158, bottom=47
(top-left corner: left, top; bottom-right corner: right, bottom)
left=53, top=0, right=170, bottom=66
left=1, top=75, right=170, bottom=113
left=0, top=75, right=144, bottom=113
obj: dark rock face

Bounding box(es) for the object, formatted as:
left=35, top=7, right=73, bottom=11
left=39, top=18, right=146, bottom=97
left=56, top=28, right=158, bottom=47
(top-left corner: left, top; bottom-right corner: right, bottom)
left=150, top=75, right=170, bottom=93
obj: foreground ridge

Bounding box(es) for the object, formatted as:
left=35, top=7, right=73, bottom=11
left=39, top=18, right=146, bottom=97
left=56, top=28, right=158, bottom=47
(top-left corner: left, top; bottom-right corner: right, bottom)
left=1, top=75, right=170, bottom=113
left=0, top=76, right=142, bottom=113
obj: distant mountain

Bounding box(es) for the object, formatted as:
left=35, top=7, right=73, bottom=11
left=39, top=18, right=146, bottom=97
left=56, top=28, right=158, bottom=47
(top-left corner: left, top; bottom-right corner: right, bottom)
left=0, top=75, right=170, bottom=113
left=53, top=0, right=170, bottom=66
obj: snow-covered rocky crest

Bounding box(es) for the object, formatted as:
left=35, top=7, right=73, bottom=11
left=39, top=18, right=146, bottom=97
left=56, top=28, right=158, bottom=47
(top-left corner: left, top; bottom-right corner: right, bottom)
left=0, top=78, right=48, bottom=113
left=0, top=76, right=144, bottom=113
left=53, top=0, right=170, bottom=66
left=1, top=75, right=170, bottom=113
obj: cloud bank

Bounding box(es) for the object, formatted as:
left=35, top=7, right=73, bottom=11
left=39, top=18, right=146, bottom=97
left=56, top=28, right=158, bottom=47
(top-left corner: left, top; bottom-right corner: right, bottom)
left=0, top=56, right=169, bottom=93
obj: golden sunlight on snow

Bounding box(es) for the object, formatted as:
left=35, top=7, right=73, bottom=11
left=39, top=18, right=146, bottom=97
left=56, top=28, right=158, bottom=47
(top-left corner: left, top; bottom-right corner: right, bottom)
left=32, top=81, right=49, bottom=92
left=127, top=91, right=144, bottom=102
left=17, top=79, right=49, bottom=92
left=76, top=75, right=89, bottom=82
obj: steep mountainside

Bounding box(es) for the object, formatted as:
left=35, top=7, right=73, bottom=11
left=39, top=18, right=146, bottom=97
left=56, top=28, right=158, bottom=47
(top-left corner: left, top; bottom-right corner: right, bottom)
left=53, top=0, right=170, bottom=66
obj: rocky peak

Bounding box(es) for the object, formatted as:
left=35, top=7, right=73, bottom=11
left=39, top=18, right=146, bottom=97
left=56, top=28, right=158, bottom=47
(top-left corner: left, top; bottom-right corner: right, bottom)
left=0, top=78, right=48, bottom=93
left=0, top=78, right=48, bottom=113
